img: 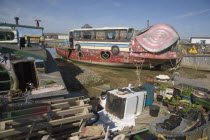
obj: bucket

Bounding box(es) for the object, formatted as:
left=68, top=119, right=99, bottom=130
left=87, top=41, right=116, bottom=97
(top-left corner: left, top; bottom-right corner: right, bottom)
left=157, top=95, right=163, bottom=102
left=149, top=105, right=160, bottom=117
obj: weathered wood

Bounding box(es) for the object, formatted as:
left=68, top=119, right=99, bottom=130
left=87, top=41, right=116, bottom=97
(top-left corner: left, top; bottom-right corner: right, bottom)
left=7, top=102, right=48, bottom=112
left=44, top=96, right=84, bottom=104
left=1, top=105, right=50, bottom=120
left=0, top=113, right=93, bottom=138
left=52, top=103, right=91, bottom=112
left=0, top=121, right=5, bottom=130
left=1, top=105, right=91, bottom=129
left=0, top=98, right=92, bottom=139
left=11, top=122, right=80, bottom=140
left=78, top=108, right=89, bottom=138
left=49, top=113, right=92, bottom=126
left=51, top=100, right=81, bottom=109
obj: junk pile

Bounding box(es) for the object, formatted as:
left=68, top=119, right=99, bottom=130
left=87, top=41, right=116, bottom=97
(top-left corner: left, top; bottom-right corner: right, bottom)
left=151, top=84, right=209, bottom=137
left=0, top=97, right=93, bottom=140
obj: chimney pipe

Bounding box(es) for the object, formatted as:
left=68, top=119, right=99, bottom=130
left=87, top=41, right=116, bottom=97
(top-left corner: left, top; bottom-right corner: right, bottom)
left=147, top=20, right=149, bottom=28
left=35, top=20, right=41, bottom=27
left=14, top=17, right=19, bottom=25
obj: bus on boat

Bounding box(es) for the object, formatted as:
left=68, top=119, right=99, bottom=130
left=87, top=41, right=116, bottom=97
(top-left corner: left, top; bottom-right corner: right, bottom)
left=56, top=24, right=185, bottom=68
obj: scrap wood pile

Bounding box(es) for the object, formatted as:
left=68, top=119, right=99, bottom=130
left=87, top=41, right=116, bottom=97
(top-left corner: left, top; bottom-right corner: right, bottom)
left=0, top=96, right=93, bottom=140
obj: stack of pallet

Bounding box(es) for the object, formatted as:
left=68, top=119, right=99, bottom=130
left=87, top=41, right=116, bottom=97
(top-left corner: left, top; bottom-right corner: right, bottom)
left=0, top=96, right=93, bottom=140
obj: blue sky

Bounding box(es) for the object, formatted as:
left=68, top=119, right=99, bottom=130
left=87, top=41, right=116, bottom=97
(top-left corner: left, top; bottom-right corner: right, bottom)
left=0, top=0, right=210, bottom=39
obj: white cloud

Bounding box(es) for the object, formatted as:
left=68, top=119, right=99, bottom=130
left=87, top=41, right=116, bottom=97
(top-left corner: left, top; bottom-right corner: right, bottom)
left=172, top=9, right=210, bottom=19
left=113, top=2, right=121, bottom=7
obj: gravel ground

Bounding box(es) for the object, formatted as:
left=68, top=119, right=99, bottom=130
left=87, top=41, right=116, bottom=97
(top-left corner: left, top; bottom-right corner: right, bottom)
left=55, top=58, right=107, bottom=91
left=55, top=58, right=210, bottom=95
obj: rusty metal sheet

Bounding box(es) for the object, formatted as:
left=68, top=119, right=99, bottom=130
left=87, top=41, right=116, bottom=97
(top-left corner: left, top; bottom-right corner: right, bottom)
left=135, top=24, right=179, bottom=53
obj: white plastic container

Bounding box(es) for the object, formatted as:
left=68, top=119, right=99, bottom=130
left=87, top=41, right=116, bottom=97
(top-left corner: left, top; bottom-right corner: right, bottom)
left=105, top=88, right=146, bottom=119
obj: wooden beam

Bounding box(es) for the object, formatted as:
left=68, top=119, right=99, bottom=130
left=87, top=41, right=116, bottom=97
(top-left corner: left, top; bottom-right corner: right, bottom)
left=0, top=113, right=93, bottom=138
left=52, top=104, right=91, bottom=112
left=49, top=113, right=92, bottom=126
left=44, top=96, right=84, bottom=104
left=9, top=122, right=81, bottom=140
left=1, top=105, right=91, bottom=128
left=50, top=100, right=81, bottom=109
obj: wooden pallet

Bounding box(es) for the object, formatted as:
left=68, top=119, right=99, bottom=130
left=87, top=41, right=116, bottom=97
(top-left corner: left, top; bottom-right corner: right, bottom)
left=0, top=96, right=92, bottom=140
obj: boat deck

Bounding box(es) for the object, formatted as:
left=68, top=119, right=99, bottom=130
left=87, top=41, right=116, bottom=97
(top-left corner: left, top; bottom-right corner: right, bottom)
left=0, top=44, right=47, bottom=60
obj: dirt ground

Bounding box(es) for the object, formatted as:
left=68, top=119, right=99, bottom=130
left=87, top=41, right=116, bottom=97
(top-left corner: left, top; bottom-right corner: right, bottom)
left=55, top=58, right=210, bottom=97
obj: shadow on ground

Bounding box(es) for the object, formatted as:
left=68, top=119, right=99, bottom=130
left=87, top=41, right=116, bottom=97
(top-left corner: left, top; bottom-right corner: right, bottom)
left=55, top=58, right=88, bottom=94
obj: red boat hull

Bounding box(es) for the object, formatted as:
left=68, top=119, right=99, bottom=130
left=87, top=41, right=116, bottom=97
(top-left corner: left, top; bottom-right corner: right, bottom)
left=56, top=48, right=183, bottom=68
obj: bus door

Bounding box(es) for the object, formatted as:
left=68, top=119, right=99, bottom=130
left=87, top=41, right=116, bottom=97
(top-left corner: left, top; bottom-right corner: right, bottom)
left=69, top=31, right=74, bottom=48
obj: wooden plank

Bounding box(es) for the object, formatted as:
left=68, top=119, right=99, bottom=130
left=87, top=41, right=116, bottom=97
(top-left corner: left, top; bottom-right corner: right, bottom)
left=0, top=121, right=5, bottom=130
left=2, top=100, right=87, bottom=122
left=44, top=96, right=84, bottom=104
left=6, top=103, right=48, bottom=112
left=49, top=105, right=91, bottom=119
left=10, top=122, right=81, bottom=140
left=1, top=105, right=50, bottom=120
left=52, top=104, right=91, bottom=112
left=49, top=113, right=93, bottom=126
left=78, top=108, right=89, bottom=138
left=0, top=113, right=93, bottom=138
left=51, top=100, right=81, bottom=109
left=1, top=105, right=91, bottom=128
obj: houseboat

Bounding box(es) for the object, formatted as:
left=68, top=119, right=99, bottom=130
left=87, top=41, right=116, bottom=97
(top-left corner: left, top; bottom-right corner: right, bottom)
left=56, top=24, right=185, bottom=68
left=0, top=18, right=68, bottom=102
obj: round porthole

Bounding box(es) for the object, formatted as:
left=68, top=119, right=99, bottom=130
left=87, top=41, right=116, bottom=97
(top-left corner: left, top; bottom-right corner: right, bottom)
left=111, top=46, right=120, bottom=55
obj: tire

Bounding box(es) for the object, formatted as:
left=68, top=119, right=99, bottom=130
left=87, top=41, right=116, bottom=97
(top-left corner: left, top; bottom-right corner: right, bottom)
left=111, top=46, right=120, bottom=55
left=75, top=44, right=81, bottom=51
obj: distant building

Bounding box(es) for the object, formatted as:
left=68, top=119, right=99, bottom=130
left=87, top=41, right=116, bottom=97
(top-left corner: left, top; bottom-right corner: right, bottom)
left=179, top=39, right=189, bottom=44
left=81, top=24, right=92, bottom=29
left=44, top=33, right=68, bottom=40
left=44, top=33, right=59, bottom=40
left=58, top=34, right=68, bottom=40
left=190, top=37, right=210, bottom=45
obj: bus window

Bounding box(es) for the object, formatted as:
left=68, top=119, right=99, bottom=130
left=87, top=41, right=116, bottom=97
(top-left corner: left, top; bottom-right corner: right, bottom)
left=74, top=31, right=80, bottom=40
left=0, top=32, right=15, bottom=41
left=96, top=31, right=105, bottom=40
left=80, top=32, right=84, bottom=40
left=83, top=31, right=91, bottom=40
left=120, top=30, right=127, bottom=40
left=127, top=29, right=134, bottom=39
left=91, top=31, right=95, bottom=39
left=6, top=32, right=11, bottom=40
left=106, top=30, right=115, bottom=40
left=115, top=30, right=119, bottom=40
left=0, top=32, right=5, bottom=40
